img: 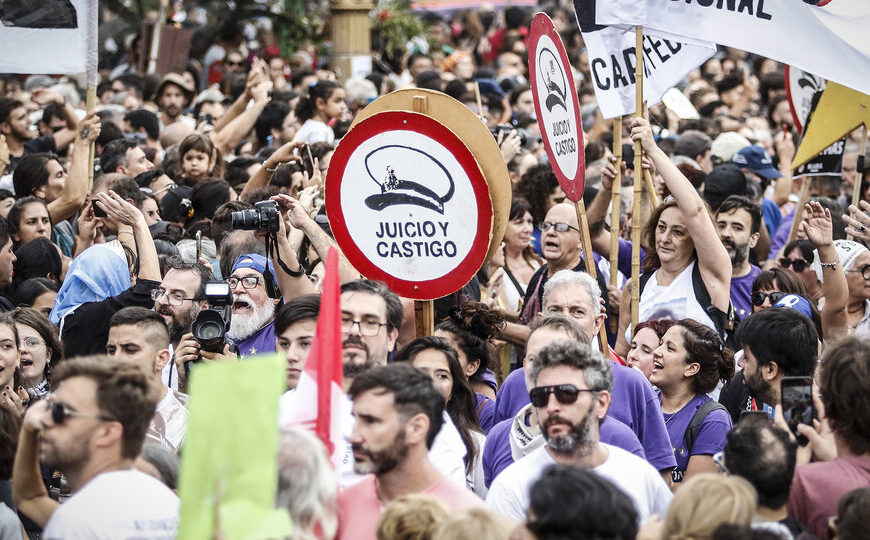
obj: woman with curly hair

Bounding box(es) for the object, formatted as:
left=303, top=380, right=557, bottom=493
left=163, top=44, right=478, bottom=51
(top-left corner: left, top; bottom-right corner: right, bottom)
left=434, top=302, right=503, bottom=433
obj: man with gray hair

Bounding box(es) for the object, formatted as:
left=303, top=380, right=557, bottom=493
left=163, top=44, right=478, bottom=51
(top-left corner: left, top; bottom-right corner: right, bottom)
left=493, top=270, right=676, bottom=478
left=486, top=340, right=672, bottom=522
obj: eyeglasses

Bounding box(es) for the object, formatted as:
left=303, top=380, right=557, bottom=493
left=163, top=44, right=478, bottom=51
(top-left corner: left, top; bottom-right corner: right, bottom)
left=21, top=337, right=45, bottom=350
left=539, top=222, right=580, bottom=233
left=228, top=276, right=261, bottom=289
left=49, top=400, right=113, bottom=425
left=845, top=264, right=870, bottom=280
left=151, top=289, right=196, bottom=306
left=529, top=384, right=599, bottom=408
left=779, top=258, right=809, bottom=273
left=751, top=291, right=785, bottom=307
left=225, top=60, right=245, bottom=67
left=341, top=316, right=387, bottom=337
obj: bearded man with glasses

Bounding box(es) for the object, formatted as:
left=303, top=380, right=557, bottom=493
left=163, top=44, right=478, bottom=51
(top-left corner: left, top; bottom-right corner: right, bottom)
left=12, top=356, right=179, bottom=536
left=486, top=339, right=671, bottom=523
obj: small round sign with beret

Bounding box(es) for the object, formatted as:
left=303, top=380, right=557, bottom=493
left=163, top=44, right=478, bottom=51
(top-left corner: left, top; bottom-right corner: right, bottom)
left=529, top=12, right=586, bottom=202
left=326, top=110, right=493, bottom=299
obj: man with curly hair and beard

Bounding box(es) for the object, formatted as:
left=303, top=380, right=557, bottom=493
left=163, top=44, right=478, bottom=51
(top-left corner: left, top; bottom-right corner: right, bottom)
left=486, top=340, right=671, bottom=523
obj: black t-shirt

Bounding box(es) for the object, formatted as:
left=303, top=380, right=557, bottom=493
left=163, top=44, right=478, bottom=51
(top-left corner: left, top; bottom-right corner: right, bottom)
left=8, top=136, right=57, bottom=172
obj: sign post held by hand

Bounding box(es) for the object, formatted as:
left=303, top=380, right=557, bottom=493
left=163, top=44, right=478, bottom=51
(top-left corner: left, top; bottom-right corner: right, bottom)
left=631, top=26, right=645, bottom=332
left=528, top=13, right=608, bottom=354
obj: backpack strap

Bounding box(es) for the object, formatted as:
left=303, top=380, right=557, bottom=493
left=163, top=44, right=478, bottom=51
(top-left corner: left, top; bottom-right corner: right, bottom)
left=637, top=269, right=655, bottom=298
left=690, top=263, right=736, bottom=341
left=684, top=399, right=727, bottom=454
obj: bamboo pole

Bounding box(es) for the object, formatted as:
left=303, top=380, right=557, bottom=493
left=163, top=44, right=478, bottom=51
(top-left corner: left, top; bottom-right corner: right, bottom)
left=847, top=125, right=869, bottom=241
left=643, top=169, right=660, bottom=208
left=609, top=117, right=623, bottom=333
left=85, top=86, right=96, bottom=189
left=631, top=26, right=644, bottom=331
left=786, top=176, right=813, bottom=245
left=575, top=200, right=609, bottom=355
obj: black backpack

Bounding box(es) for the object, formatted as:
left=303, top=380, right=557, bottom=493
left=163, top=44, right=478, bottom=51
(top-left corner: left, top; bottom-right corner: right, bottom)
left=684, top=400, right=728, bottom=453
left=637, top=263, right=738, bottom=347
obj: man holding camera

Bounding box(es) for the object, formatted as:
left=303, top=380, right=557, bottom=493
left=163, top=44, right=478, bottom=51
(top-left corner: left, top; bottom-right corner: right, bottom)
left=225, top=253, right=282, bottom=357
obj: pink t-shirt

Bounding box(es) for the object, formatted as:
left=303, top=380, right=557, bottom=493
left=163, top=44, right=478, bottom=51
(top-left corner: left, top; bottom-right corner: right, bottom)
left=336, top=474, right=485, bottom=540
left=788, top=454, right=870, bottom=539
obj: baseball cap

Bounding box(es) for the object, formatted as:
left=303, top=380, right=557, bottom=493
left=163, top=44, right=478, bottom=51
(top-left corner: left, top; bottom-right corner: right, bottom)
left=732, top=145, right=782, bottom=180
left=711, top=132, right=751, bottom=164
left=231, top=253, right=274, bottom=277
left=702, top=164, right=747, bottom=210
left=772, top=294, right=813, bottom=321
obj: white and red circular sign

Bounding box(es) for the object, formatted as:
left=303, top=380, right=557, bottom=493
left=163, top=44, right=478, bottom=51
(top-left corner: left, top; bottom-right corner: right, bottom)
left=529, top=12, right=586, bottom=202
left=326, top=110, right=493, bottom=300
left=785, top=65, right=826, bottom=135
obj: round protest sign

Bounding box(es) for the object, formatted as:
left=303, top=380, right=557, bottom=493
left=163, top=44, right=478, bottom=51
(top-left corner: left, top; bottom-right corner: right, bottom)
left=350, top=88, right=510, bottom=264
left=529, top=12, right=585, bottom=202
left=326, top=110, right=493, bottom=300
left=785, top=65, right=826, bottom=135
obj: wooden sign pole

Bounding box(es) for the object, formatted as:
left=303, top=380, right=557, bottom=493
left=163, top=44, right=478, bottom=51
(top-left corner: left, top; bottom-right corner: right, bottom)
left=847, top=125, right=869, bottom=241
left=631, top=26, right=645, bottom=331
left=411, top=94, right=435, bottom=336
left=786, top=176, right=813, bottom=245
left=609, top=117, right=623, bottom=333
left=575, top=200, right=609, bottom=355
left=643, top=169, right=660, bottom=208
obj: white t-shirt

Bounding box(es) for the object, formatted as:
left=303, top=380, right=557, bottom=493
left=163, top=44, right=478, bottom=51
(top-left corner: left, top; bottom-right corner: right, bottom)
left=293, top=119, right=334, bottom=145
left=637, top=261, right=716, bottom=332
left=486, top=444, right=672, bottom=523
left=43, top=469, right=179, bottom=539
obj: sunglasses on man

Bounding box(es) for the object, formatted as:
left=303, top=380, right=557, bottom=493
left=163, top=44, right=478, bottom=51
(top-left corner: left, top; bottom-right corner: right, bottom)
left=529, top=383, right=600, bottom=408
left=48, top=400, right=114, bottom=425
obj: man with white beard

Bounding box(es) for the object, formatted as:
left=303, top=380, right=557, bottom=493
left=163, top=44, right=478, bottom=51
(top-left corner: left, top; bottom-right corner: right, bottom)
left=226, top=253, right=281, bottom=357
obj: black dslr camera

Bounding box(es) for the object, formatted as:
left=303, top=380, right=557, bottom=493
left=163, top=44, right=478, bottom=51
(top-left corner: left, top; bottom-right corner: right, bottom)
left=231, top=200, right=280, bottom=233
left=191, top=281, right=233, bottom=354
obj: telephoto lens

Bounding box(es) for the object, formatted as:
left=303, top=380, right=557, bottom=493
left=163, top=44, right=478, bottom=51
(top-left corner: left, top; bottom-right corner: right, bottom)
left=230, top=200, right=280, bottom=232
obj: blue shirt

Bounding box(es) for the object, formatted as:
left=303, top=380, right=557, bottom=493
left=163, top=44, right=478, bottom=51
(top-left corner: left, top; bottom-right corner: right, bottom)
left=237, top=320, right=276, bottom=358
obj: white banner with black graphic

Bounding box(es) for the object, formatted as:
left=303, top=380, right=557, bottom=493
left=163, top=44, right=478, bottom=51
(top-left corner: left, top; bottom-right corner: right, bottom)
left=0, top=0, right=96, bottom=74
left=574, top=0, right=716, bottom=119
left=594, top=0, right=870, bottom=96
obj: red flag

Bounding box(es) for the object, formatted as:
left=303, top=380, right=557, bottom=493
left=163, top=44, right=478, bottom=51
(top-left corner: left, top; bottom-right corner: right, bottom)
left=282, top=247, right=344, bottom=464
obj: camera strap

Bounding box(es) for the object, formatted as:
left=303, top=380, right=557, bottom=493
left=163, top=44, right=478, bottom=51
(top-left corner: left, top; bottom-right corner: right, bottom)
left=264, top=233, right=306, bottom=299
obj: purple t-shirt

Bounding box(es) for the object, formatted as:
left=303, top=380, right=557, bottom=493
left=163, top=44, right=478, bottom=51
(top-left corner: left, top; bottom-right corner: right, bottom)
left=731, top=264, right=761, bottom=321
left=491, top=363, right=676, bottom=471
left=768, top=206, right=796, bottom=260
left=616, top=238, right=647, bottom=280
left=493, top=368, right=528, bottom=425
left=237, top=320, right=276, bottom=358
left=663, top=394, right=733, bottom=483
left=481, top=413, right=645, bottom=488
left=476, top=393, right=496, bottom=434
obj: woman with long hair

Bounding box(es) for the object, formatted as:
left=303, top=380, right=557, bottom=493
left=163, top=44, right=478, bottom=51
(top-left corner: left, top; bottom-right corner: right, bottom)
left=434, top=303, right=503, bottom=432
left=394, top=336, right=487, bottom=497
left=616, top=118, right=732, bottom=355
left=650, top=319, right=734, bottom=486
left=501, top=198, right=542, bottom=312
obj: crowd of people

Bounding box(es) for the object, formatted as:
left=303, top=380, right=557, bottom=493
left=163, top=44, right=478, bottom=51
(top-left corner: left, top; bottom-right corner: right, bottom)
left=0, top=2, right=870, bottom=539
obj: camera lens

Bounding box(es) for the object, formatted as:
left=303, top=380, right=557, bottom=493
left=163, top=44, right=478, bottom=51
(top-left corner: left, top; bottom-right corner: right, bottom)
left=195, top=320, right=223, bottom=340
left=230, top=209, right=260, bottom=230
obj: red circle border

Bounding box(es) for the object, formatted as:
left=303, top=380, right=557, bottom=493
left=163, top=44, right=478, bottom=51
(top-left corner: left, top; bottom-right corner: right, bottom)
left=528, top=12, right=586, bottom=202
left=325, top=110, right=493, bottom=300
